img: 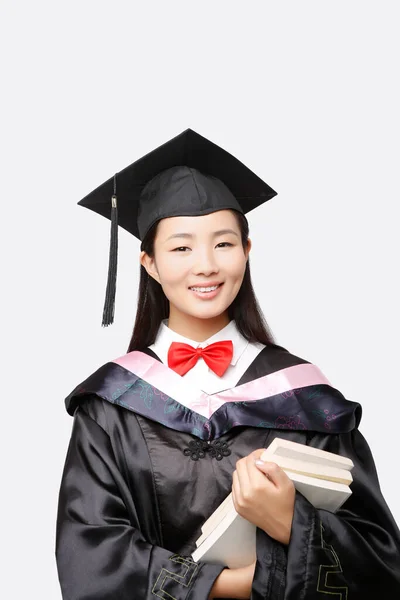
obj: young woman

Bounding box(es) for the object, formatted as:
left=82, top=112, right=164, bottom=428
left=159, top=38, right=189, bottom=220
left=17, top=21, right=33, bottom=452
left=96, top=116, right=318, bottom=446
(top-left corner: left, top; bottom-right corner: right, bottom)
left=56, top=130, right=400, bottom=599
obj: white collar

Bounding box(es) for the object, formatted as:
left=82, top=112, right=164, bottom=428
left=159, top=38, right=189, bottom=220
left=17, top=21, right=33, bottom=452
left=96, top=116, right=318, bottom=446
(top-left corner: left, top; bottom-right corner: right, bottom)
left=150, top=319, right=249, bottom=366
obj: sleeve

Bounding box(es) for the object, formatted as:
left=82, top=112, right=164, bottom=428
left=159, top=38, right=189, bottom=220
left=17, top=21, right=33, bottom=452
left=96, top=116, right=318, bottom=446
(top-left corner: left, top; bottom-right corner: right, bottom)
left=55, top=406, right=225, bottom=600
left=251, top=429, right=400, bottom=600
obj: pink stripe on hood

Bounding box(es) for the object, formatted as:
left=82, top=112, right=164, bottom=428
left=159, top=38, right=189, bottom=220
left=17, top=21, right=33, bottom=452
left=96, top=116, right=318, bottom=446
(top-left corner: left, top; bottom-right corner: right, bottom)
left=112, top=351, right=331, bottom=419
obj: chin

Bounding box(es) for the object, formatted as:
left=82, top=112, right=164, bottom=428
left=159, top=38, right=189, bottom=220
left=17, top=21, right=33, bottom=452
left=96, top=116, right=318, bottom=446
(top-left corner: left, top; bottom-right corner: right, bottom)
left=185, top=303, right=231, bottom=321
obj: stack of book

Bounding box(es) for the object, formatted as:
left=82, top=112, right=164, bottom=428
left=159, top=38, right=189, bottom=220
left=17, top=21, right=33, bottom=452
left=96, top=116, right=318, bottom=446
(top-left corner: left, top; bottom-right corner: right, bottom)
left=192, top=437, right=354, bottom=568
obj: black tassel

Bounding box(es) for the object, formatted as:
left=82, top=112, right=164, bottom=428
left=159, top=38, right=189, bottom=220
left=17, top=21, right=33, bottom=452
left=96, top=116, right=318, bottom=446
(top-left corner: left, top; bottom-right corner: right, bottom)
left=102, top=174, right=118, bottom=326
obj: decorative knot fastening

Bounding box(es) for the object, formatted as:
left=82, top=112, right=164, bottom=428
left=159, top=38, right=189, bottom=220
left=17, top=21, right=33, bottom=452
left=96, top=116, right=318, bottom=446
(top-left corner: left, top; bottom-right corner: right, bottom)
left=183, top=439, right=231, bottom=461
left=207, top=440, right=231, bottom=461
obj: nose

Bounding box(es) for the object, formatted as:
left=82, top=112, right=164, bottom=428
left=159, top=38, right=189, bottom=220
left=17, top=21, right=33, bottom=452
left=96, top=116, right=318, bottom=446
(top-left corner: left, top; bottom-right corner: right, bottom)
left=192, top=248, right=219, bottom=277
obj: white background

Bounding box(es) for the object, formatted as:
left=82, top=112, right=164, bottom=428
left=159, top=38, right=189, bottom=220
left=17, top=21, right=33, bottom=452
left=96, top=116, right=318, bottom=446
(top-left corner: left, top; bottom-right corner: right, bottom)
left=1, top=1, right=399, bottom=597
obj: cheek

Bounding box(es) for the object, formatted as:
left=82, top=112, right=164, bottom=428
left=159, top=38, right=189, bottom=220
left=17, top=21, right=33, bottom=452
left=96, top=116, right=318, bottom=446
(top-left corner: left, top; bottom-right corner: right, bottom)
left=157, top=256, right=187, bottom=285
left=224, top=253, right=247, bottom=280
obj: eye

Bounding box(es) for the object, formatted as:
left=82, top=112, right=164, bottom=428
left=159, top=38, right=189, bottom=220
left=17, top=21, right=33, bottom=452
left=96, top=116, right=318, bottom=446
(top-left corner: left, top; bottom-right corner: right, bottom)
left=172, top=246, right=191, bottom=252
left=216, top=242, right=233, bottom=248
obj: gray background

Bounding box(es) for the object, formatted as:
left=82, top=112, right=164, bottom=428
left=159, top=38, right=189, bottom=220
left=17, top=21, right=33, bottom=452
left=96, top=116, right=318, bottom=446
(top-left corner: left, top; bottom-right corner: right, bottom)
left=1, top=1, right=399, bottom=597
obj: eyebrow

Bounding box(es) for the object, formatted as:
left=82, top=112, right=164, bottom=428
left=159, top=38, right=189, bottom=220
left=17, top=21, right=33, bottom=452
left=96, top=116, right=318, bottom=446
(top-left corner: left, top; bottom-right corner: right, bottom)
left=165, top=229, right=239, bottom=242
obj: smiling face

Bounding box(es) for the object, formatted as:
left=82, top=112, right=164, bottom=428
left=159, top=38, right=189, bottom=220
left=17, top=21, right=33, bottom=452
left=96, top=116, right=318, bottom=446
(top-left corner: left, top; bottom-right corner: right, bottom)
left=140, top=210, right=251, bottom=339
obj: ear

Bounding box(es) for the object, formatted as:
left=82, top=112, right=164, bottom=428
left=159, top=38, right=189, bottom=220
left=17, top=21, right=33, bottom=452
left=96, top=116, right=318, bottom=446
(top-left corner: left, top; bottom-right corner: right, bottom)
left=140, top=251, right=161, bottom=284
left=245, top=238, right=252, bottom=261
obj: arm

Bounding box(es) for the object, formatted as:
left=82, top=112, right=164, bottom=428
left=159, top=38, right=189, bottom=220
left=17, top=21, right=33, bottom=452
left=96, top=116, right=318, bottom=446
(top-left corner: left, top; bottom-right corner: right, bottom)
left=208, top=562, right=256, bottom=599
left=253, top=430, right=400, bottom=599
left=55, top=405, right=225, bottom=600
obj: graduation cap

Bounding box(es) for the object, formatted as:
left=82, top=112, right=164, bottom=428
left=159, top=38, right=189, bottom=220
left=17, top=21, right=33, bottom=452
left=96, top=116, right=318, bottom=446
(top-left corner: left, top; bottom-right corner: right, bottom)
left=78, top=128, right=277, bottom=327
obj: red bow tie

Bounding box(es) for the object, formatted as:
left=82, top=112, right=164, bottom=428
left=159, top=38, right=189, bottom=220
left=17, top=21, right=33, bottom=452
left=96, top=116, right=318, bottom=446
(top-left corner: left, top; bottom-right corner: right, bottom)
left=167, top=340, right=234, bottom=377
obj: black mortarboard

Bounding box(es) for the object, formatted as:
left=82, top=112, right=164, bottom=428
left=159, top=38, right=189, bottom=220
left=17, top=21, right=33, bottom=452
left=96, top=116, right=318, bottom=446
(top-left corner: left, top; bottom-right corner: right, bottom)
left=78, top=128, right=277, bottom=326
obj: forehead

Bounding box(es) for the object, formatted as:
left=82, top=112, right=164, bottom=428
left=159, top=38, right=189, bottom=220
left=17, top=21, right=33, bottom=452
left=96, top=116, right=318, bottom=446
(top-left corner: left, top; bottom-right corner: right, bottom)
left=156, top=210, right=240, bottom=237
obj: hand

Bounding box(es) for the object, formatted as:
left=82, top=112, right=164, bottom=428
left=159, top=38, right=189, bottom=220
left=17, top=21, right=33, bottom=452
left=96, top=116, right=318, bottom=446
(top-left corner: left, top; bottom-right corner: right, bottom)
left=234, top=560, right=257, bottom=599
left=232, top=449, right=295, bottom=545
left=208, top=560, right=256, bottom=599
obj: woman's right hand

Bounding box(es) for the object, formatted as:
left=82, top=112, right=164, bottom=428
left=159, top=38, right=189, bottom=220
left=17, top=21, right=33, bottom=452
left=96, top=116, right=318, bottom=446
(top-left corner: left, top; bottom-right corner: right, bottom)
left=208, top=560, right=256, bottom=599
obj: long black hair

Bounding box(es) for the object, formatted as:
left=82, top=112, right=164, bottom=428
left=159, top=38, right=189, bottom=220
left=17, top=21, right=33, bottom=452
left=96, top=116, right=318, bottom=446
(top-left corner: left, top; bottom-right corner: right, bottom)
left=127, top=211, right=276, bottom=352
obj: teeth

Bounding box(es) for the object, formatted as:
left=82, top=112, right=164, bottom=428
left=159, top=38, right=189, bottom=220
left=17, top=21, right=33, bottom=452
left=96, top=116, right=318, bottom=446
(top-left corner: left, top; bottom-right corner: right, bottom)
left=191, top=285, right=219, bottom=292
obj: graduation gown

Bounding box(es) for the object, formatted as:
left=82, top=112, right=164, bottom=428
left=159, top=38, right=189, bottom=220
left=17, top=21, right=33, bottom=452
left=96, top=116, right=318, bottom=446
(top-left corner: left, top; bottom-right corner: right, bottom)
left=55, top=343, right=400, bottom=599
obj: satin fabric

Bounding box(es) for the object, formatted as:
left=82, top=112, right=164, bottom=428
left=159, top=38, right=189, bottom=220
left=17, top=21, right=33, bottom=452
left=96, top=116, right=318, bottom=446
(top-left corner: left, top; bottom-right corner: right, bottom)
left=66, top=346, right=361, bottom=437
left=56, top=344, right=400, bottom=599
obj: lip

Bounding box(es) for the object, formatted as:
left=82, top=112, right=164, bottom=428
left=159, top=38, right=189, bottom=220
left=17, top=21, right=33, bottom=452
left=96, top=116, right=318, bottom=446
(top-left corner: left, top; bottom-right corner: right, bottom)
left=188, top=281, right=223, bottom=289
left=189, top=282, right=224, bottom=301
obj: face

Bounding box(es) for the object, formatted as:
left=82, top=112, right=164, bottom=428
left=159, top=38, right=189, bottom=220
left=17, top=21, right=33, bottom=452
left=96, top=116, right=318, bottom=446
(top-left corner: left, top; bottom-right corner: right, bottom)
left=140, top=210, right=251, bottom=324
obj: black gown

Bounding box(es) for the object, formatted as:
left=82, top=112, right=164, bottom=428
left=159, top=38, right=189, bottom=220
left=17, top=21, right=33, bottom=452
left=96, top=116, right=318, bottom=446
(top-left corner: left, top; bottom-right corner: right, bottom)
left=55, top=343, right=400, bottom=599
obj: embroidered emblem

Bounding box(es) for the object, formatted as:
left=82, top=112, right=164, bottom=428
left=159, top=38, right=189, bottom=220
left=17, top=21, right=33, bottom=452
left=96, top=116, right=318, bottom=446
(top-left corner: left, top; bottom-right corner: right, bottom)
left=152, top=554, right=198, bottom=600
left=317, top=524, right=348, bottom=599
left=183, top=439, right=231, bottom=461
left=312, top=408, right=337, bottom=431
left=275, top=414, right=307, bottom=429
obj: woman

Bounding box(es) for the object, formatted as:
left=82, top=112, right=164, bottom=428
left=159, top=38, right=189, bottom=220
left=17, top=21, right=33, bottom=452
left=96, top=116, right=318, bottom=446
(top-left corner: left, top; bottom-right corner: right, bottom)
left=56, top=129, right=400, bottom=599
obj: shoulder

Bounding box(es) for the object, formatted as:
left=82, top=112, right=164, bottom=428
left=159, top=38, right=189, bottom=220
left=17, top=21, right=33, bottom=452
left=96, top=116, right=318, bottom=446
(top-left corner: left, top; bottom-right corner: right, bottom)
left=70, top=393, right=109, bottom=434
left=65, top=349, right=150, bottom=417
left=249, top=341, right=310, bottom=374
left=236, top=340, right=309, bottom=387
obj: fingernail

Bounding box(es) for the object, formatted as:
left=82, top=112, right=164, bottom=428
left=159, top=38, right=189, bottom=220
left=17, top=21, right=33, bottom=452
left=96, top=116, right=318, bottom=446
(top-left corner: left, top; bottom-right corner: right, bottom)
left=255, top=459, right=264, bottom=466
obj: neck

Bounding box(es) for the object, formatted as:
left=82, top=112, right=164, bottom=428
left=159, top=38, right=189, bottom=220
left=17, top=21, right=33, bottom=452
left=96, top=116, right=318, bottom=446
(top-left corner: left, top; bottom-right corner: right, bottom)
left=167, top=310, right=230, bottom=342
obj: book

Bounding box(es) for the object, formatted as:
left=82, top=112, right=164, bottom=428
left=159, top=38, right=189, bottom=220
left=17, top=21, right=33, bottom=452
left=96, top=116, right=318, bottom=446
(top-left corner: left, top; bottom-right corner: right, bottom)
left=193, top=501, right=257, bottom=569
left=256, top=453, right=352, bottom=485
left=259, top=438, right=353, bottom=486
left=191, top=437, right=354, bottom=567
left=196, top=494, right=235, bottom=547
left=261, top=437, right=354, bottom=471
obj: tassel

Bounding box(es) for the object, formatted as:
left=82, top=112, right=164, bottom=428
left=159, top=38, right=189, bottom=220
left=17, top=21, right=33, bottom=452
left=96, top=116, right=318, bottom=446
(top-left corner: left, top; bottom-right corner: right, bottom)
left=102, top=173, right=118, bottom=326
